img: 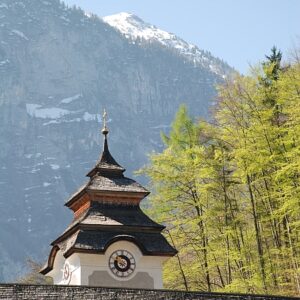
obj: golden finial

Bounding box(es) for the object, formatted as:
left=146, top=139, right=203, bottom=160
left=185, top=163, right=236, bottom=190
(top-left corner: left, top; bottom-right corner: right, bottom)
left=102, top=109, right=109, bottom=135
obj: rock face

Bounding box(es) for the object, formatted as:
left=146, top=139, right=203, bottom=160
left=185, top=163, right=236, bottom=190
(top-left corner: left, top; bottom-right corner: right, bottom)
left=0, top=0, right=233, bottom=281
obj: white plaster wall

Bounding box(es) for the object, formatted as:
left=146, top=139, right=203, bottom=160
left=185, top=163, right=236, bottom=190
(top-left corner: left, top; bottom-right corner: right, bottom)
left=48, top=250, right=64, bottom=284
left=49, top=241, right=169, bottom=289
left=80, top=241, right=168, bottom=289
left=67, top=253, right=81, bottom=285
left=48, top=251, right=81, bottom=285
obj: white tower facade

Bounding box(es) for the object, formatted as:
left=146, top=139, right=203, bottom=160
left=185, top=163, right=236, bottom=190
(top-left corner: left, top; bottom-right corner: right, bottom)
left=45, top=241, right=169, bottom=289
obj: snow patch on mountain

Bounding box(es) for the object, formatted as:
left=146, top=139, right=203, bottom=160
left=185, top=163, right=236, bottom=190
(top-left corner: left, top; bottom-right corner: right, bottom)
left=11, top=29, right=29, bottom=40
left=60, top=93, right=82, bottom=104
left=0, top=59, right=9, bottom=66
left=26, top=104, right=72, bottom=119
left=50, top=164, right=60, bottom=170
left=82, top=112, right=101, bottom=122
left=103, top=12, right=228, bottom=77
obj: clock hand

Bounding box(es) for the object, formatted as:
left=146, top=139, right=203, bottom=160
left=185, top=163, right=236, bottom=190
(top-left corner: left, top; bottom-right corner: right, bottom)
left=115, top=256, right=122, bottom=263
left=115, top=256, right=126, bottom=267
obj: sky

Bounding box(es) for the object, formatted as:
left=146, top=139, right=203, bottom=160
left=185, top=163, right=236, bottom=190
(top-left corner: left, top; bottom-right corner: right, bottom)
left=62, top=0, right=300, bottom=73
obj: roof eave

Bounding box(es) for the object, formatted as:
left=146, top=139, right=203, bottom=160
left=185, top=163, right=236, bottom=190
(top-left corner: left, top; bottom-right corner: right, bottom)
left=64, top=247, right=177, bottom=259
left=39, top=245, right=59, bottom=275
left=85, top=188, right=150, bottom=200
left=86, top=166, right=125, bottom=178
left=39, top=265, right=52, bottom=275
left=65, top=186, right=88, bottom=208
left=51, top=222, right=165, bottom=246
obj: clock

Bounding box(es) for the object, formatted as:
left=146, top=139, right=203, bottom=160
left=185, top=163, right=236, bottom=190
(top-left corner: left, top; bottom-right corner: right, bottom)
left=109, top=250, right=136, bottom=277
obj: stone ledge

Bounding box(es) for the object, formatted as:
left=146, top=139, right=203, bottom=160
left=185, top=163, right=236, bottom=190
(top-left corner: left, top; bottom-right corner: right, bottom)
left=0, top=284, right=295, bottom=300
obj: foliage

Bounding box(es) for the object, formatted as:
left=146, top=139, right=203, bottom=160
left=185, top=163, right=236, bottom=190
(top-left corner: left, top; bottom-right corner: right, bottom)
left=17, top=258, right=52, bottom=285
left=141, top=49, right=300, bottom=296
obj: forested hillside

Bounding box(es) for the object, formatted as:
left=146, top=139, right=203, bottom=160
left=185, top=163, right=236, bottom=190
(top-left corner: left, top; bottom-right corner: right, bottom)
left=143, top=48, right=300, bottom=296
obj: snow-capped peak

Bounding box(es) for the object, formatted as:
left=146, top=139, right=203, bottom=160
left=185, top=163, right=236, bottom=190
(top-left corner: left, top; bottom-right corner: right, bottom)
left=102, top=12, right=230, bottom=78
left=103, top=12, right=178, bottom=44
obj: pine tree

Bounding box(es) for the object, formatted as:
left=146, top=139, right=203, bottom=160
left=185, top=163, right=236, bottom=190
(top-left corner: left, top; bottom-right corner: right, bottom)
left=264, top=46, right=282, bottom=81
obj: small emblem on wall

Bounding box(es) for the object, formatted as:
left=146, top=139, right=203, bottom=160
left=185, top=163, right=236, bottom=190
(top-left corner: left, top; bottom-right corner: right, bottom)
left=62, top=262, right=72, bottom=284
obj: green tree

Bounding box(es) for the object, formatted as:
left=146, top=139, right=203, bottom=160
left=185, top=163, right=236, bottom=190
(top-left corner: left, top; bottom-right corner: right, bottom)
left=142, top=106, right=249, bottom=292
left=17, top=258, right=52, bottom=285
left=142, top=48, right=300, bottom=296
left=214, top=48, right=300, bottom=294
left=264, top=46, right=282, bottom=81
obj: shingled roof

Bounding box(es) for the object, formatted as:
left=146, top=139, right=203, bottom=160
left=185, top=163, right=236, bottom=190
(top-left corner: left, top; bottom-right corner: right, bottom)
left=58, top=230, right=177, bottom=259
left=65, top=129, right=149, bottom=208
left=86, top=130, right=125, bottom=177
left=65, top=176, right=149, bottom=208
left=62, top=202, right=164, bottom=234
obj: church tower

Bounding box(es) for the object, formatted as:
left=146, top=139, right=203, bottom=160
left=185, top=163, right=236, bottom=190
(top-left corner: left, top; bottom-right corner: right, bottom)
left=40, top=112, right=177, bottom=289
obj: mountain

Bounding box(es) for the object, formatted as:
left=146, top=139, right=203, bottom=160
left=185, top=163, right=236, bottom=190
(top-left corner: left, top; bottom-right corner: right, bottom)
left=0, top=0, right=234, bottom=281
left=103, top=12, right=231, bottom=78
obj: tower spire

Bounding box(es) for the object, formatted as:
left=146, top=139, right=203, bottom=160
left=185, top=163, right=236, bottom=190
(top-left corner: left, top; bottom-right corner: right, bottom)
left=102, top=109, right=109, bottom=153
left=86, top=109, right=125, bottom=177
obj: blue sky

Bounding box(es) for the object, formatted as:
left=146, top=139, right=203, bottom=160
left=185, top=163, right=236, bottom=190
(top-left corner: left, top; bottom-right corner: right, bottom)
left=63, top=0, right=300, bottom=73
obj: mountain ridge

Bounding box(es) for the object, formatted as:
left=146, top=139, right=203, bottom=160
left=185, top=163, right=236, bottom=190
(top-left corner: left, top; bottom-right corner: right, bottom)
left=103, top=12, right=232, bottom=78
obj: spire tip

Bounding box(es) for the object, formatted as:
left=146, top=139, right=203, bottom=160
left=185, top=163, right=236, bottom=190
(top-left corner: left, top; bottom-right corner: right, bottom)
left=102, top=109, right=109, bottom=135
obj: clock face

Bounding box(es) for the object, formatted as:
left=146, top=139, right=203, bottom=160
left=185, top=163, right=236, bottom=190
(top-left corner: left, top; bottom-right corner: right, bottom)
left=109, top=250, right=136, bottom=278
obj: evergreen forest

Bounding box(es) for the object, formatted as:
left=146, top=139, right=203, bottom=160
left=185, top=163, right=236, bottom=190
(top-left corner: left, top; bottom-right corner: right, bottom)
left=142, top=48, right=300, bottom=296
